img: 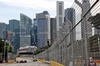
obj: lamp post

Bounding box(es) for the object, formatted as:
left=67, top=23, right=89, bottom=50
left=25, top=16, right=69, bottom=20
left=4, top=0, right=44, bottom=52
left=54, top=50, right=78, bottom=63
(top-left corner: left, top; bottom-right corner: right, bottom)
left=5, top=40, right=11, bottom=63
left=7, top=42, right=9, bottom=62
left=2, top=39, right=6, bottom=63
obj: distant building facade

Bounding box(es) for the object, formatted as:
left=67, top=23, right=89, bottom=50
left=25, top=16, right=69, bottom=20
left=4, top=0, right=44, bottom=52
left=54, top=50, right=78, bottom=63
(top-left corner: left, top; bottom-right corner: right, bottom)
left=82, top=0, right=92, bottom=39
left=56, top=1, right=64, bottom=36
left=20, top=13, right=32, bottom=47
left=0, top=23, right=6, bottom=39
left=65, top=8, right=76, bottom=41
left=31, top=25, right=34, bottom=46
left=20, top=35, right=31, bottom=47
left=9, top=19, right=20, bottom=54
left=20, top=13, right=32, bottom=35
left=6, top=24, right=10, bottom=31
left=50, top=18, right=56, bottom=44
left=36, top=11, right=50, bottom=48
left=31, top=18, right=37, bottom=46
left=9, top=19, right=20, bottom=32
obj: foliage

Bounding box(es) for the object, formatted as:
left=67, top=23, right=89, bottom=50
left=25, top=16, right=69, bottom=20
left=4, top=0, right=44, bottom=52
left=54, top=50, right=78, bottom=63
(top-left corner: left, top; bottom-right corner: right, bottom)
left=34, top=50, right=40, bottom=55
left=6, top=45, right=14, bottom=54
left=0, top=38, right=14, bottom=54
left=34, top=45, right=51, bottom=55
left=0, top=38, right=4, bottom=53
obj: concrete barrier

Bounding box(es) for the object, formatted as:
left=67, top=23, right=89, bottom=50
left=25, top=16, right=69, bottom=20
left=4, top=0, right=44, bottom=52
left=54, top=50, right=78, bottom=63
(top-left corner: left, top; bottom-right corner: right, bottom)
left=34, top=58, right=45, bottom=63
left=94, top=60, right=100, bottom=64
left=50, top=61, right=64, bottom=66
left=16, top=57, right=21, bottom=58
left=34, top=58, right=64, bottom=66
left=8, top=60, right=15, bottom=63
left=16, top=57, right=33, bottom=58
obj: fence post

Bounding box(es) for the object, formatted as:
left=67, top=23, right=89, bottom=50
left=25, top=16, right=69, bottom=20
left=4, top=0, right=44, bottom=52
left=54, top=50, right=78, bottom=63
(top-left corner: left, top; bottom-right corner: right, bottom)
left=83, top=17, right=89, bottom=66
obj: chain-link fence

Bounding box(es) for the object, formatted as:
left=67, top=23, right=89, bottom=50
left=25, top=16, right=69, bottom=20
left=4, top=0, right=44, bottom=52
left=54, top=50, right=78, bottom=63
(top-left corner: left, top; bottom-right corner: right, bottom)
left=34, top=0, right=100, bottom=66
left=0, top=53, right=16, bottom=63
left=8, top=53, right=16, bottom=60
left=0, top=53, right=3, bottom=62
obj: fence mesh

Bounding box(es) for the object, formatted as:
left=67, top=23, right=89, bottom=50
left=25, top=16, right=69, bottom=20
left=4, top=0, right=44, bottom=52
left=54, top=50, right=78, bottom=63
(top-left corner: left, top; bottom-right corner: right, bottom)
left=35, top=0, right=100, bottom=66
left=0, top=53, right=3, bottom=61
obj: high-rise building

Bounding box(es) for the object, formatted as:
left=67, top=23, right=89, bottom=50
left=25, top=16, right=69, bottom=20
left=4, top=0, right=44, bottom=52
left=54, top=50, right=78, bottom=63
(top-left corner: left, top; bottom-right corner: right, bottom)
left=82, top=0, right=92, bottom=39
left=9, top=19, right=20, bottom=32
left=50, top=18, right=56, bottom=44
left=56, top=1, right=64, bottom=36
left=20, top=35, right=31, bottom=47
left=14, top=27, right=20, bottom=54
left=75, top=0, right=92, bottom=39
left=31, top=25, right=34, bottom=46
left=36, top=11, right=50, bottom=48
left=20, top=13, right=32, bottom=35
left=65, top=8, right=76, bottom=41
left=31, top=18, right=37, bottom=46
left=9, top=19, right=20, bottom=54
left=6, top=24, right=10, bottom=31
left=20, top=13, right=32, bottom=47
left=0, top=23, right=6, bottom=39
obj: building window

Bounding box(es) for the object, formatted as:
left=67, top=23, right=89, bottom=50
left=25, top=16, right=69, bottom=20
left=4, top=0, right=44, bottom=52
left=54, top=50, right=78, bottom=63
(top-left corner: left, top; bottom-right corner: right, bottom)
left=59, top=5, right=62, bottom=15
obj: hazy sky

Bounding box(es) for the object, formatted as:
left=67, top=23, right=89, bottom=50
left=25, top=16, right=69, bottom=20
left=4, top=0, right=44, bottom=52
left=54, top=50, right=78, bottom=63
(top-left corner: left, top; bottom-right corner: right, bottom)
left=0, top=0, right=74, bottom=24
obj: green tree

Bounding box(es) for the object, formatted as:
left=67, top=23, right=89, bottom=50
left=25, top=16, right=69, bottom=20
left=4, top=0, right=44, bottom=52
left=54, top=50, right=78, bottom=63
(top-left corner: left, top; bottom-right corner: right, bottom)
left=6, top=45, right=14, bottom=54
left=0, top=38, right=4, bottom=53
left=33, top=45, right=51, bottom=55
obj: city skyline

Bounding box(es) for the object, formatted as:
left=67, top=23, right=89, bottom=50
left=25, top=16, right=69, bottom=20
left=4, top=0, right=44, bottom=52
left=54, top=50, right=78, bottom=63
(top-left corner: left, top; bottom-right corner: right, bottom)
left=0, top=0, right=74, bottom=24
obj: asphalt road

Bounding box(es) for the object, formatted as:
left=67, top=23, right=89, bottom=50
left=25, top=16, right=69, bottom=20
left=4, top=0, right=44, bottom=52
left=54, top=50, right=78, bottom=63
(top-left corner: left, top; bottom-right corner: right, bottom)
left=0, top=58, right=50, bottom=66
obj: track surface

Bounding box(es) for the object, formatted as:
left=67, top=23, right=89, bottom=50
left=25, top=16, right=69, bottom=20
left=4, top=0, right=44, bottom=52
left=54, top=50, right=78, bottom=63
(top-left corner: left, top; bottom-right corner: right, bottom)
left=0, top=58, right=50, bottom=66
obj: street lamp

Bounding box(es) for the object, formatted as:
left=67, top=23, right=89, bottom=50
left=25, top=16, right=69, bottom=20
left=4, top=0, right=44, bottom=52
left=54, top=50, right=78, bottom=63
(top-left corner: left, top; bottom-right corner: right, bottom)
left=2, top=39, right=11, bottom=63
left=7, top=41, right=11, bottom=63
left=2, top=39, right=6, bottom=63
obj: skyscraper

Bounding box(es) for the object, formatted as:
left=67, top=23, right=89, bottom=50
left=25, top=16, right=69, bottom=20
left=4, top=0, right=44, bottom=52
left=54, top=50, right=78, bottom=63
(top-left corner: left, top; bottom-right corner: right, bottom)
left=36, top=11, right=50, bottom=48
left=81, top=0, right=92, bottom=38
left=50, top=18, right=56, bottom=44
left=0, top=23, right=6, bottom=39
left=6, top=24, right=10, bottom=31
left=31, top=18, right=37, bottom=46
left=82, top=0, right=92, bottom=39
left=20, top=13, right=32, bottom=35
left=75, top=0, right=92, bottom=39
left=31, top=24, right=34, bottom=46
left=9, top=19, right=20, bottom=32
left=20, top=35, right=31, bottom=47
left=9, top=19, right=20, bottom=54
left=65, top=8, right=76, bottom=41
left=56, top=1, right=64, bottom=35
left=20, top=13, right=32, bottom=47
